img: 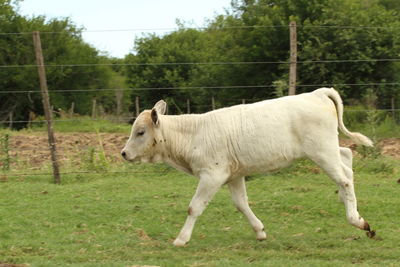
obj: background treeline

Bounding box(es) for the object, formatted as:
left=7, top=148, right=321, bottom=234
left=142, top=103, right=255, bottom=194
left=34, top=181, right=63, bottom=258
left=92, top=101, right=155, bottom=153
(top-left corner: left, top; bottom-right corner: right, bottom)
left=126, top=0, right=400, bottom=113
left=0, top=0, right=127, bottom=128
left=1, top=0, right=400, bottom=127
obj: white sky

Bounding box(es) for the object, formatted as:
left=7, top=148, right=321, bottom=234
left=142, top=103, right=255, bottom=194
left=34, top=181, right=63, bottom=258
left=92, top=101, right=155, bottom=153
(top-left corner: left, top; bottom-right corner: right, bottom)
left=18, top=0, right=232, bottom=58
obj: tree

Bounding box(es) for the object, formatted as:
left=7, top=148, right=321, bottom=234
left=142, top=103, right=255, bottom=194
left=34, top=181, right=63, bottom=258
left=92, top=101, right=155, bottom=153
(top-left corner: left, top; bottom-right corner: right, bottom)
left=126, top=0, right=400, bottom=113
left=0, top=1, right=115, bottom=128
left=125, top=29, right=211, bottom=113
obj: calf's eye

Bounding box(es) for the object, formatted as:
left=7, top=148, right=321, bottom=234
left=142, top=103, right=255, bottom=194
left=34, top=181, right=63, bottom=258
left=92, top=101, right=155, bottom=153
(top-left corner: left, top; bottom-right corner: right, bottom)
left=137, top=130, right=145, bottom=136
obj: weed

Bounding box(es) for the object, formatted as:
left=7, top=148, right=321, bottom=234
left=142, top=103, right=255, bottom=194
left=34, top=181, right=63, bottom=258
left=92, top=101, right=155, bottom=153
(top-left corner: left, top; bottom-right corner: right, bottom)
left=81, top=147, right=96, bottom=170
left=273, top=79, right=288, bottom=97
left=354, top=156, right=396, bottom=175
left=1, top=133, right=10, bottom=171
left=356, top=110, right=383, bottom=158
left=344, top=107, right=400, bottom=139
left=81, top=147, right=108, bottom=172
left=95, top=128, right=109, bottom=168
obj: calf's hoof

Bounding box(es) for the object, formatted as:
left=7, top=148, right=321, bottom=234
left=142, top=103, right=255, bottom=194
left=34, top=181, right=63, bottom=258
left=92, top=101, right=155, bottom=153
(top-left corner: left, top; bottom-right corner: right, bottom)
left=363, top=221, right=376, bottom=239
left=366, top=230, right=376, bottom=238
left=173, top=238, right=187, bottom=247
left=256, top=231, right=267, bottom=241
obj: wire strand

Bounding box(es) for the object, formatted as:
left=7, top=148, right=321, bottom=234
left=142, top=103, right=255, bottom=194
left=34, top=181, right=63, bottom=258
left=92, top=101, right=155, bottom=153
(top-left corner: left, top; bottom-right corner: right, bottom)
left=3, top=170, right=171, bottom=177
left=1, top=24, right=400, bottom=35
left=1, top=58, right=400, bottom=68
left=1, top=82, right=400, bottom=94
left=1, top=108, right=398, bottom=125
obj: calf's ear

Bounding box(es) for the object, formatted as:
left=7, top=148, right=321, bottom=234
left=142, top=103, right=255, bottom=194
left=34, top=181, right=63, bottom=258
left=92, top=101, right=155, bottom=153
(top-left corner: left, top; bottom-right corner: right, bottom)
left=151, top=108, right=159, bottom=125
left=153, top=100, right=167, bottom=115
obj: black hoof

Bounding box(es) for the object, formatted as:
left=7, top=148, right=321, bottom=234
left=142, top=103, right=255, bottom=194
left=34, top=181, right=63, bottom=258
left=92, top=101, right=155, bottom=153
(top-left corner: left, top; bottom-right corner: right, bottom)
left=366, top=230, right=376, bottom=238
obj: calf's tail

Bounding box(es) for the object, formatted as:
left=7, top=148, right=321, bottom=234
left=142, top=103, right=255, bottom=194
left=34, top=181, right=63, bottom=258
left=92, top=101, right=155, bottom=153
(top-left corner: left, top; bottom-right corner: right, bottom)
left=322, top=87, right=373, bottom=147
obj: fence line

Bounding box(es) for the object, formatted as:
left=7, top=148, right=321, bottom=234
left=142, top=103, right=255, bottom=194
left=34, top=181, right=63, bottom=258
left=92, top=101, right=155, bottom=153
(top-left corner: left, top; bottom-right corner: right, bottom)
left=1, top=82, right=400, bottom=95
left=2, top=170, right=172, bottom=177
left=1, top=108, right=399, bottom=125
left=3, top=138, right=399, bottom=179
left=1, top=24, right=400, bottom=36
left=0, top=117, right=134, bottom=124
left=10, top=147, right=110, bottom=152
left=3, top=154, right=397, bottom=178
left=1, top=58, right=400, bottom=69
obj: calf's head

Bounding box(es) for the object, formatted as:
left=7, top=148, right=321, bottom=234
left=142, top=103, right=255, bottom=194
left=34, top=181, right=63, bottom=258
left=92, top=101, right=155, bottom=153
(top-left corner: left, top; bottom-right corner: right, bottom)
left=121, top=100, right=167, bottom=162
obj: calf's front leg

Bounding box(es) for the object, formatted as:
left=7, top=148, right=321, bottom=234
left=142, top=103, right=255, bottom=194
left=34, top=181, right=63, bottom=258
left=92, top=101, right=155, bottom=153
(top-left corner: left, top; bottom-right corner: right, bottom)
left=173, top=173, right=226, bottom=247
left=228, top=177, right=266, bottom=240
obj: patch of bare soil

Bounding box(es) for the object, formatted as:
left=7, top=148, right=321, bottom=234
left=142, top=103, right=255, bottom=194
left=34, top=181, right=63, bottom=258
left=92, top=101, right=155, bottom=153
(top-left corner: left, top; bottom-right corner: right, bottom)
left=0, top=263, right=28, bottom=267
left=378, top=138, right=400, bottom=159
left=7, top=132, right=128, bottom=168
left=339, top=138, right=400, bottom=159
left=3, top=133, right=400, bottom=168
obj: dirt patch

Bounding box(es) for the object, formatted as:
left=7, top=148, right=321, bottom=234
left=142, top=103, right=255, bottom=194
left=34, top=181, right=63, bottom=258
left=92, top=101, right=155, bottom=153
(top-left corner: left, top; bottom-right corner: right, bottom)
left=0, top=263, right=27, bottom=267
left=3, top=133, right=400, bottom=168
left=378, top=138, right=400, bottom=159
left=340, top=138, right=400, bottom=159
left=7, top=132, right=128, bottom=168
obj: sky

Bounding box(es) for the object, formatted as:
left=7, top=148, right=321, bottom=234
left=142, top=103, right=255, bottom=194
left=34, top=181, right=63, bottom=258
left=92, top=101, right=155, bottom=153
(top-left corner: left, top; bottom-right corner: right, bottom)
left=17, top=0, right=233, bottom=58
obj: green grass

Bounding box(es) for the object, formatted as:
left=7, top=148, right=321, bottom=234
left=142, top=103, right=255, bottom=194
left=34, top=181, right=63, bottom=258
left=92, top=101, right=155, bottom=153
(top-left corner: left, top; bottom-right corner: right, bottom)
left=14, top=110, right=400, bottom=137
left=29, top=116, right=131, bottom=133
left=1, top=113, right=399, bottom=266
left=343, top=108, right=400, bottom=139
left=1, top=156, right=399, bottom=267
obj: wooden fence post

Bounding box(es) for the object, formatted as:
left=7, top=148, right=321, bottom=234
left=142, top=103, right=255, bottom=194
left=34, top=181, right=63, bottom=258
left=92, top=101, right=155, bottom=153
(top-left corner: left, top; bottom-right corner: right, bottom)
left=211, top=96, right=215, bottom=110
left=135, top=96, right=140, bottom=118
left=115, top=90, right=123, bottom=116
left=8, top=111, right=13, bottom=129
left=69, top=102, right=75, bottom=116
left=92, top=98, right=97, bottom=118
left=289, top=21, right=297, bottom=96
left=186, top=99, right=191, bottom=114
left=32, top=31, right=61, bottom=184
left=391, top=97, right=396, bottom=121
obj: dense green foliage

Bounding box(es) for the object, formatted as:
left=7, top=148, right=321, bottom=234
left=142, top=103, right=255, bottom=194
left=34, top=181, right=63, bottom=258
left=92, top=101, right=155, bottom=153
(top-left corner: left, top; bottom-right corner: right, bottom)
left=0, top=0, right=128, bottom=128
left=1, top=0, right=400, bottom=126
left=126, top=0, right=400, bottom=113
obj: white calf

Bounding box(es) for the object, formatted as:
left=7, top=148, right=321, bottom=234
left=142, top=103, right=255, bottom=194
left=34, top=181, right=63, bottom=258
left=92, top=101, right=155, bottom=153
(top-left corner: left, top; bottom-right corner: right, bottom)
left=121, top=87, right=375, bottom=246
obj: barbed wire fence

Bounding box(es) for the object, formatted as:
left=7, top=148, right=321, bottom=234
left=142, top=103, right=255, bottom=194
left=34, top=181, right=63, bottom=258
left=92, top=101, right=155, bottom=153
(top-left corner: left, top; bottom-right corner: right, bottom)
left=1, top=23, right=400, bottom=182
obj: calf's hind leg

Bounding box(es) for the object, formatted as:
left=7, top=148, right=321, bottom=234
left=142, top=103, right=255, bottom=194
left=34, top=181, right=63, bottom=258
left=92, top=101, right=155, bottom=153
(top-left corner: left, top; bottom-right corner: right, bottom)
left=308, top=147, right=374, bottom=237
left=228, top=177, right=266, bottom=240
left=337, top=147, right=353, bottom=203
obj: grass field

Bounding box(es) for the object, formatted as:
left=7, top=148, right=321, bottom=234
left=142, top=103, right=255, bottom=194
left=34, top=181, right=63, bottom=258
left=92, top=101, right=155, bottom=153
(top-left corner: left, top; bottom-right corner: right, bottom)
left=1, top=114, right=400, bottom=266
left=1, top=155, right=399, bottom=266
